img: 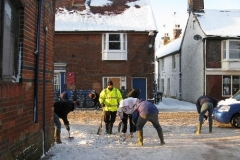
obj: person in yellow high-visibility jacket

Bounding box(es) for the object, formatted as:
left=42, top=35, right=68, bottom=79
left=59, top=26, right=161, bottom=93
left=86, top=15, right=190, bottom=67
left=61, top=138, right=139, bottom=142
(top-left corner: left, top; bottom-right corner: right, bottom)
left=99, top=80, right=123, bottom=134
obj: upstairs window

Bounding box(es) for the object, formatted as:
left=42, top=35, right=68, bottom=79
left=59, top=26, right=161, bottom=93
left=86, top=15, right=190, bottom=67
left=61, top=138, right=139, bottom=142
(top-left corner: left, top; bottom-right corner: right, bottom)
left=172, top=55, right=176, bottom=70
left=0, top=0, right=23, bottom=81
left=102, top=33, right=127, bottom=60
left=222, top=40, right=240, bottom=60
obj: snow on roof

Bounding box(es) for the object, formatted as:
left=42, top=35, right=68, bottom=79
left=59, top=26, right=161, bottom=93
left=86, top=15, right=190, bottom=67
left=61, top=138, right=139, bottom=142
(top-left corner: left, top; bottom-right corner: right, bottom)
left=55, top=0, right=157, bottom=32
left=156, top=36, right=182, bottom=58
left=196, top=9, right=240, bottom=37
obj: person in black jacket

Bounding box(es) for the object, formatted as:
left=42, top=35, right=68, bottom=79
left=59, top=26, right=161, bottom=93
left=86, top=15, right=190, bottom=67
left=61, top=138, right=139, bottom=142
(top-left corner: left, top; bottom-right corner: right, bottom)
left=88, top=91, right=100, bottom=109
left=195, top=95, right=218, bottom=134
left=54, top=101, right=79, bottom=143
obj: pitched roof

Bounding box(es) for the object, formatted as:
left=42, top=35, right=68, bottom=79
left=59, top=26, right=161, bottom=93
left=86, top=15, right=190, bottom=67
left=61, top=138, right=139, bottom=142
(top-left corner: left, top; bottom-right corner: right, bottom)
left=196, top=9, right=240, bottom=37
left=156, top=36, right=182, bottom=58
left=55, top=0, right=157, bottom=32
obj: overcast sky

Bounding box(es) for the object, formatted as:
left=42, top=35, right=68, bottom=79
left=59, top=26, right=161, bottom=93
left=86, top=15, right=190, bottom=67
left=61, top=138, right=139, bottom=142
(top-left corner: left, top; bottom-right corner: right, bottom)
left=149, top=0, right=240, bottom=38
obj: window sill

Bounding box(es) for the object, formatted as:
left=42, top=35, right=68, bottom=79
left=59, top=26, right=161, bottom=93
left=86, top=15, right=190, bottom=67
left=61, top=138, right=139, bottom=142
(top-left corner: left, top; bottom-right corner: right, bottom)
left=102, top=51, right=127, bottom=61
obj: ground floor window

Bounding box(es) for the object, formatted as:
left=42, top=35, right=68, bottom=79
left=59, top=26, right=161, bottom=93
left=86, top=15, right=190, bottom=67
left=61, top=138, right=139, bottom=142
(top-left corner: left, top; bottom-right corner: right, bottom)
left=223, top=75, right=240, bottom=96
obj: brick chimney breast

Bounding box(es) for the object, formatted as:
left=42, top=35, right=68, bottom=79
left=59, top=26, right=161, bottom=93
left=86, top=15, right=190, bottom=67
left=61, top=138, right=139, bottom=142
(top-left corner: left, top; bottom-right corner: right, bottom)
left=188, top=0, right=204, bottom=13
left=173, top=24, right=182, bottom=39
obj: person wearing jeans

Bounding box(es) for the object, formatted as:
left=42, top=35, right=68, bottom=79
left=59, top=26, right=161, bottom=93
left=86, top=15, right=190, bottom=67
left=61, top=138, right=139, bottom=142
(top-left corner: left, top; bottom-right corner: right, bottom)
left=195, top=95, right=218, bottom=134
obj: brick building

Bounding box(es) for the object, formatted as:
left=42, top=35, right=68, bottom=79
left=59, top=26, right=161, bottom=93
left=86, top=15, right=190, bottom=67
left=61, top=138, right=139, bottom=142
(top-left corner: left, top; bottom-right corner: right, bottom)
left=54, top=0, right=158, bottom=100
left=0, top=0, right=55, bottom=159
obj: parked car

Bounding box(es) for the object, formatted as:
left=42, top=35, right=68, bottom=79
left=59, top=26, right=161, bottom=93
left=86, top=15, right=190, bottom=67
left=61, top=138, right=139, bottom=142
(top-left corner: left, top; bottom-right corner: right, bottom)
left=213, top=90, right=240, bottom=128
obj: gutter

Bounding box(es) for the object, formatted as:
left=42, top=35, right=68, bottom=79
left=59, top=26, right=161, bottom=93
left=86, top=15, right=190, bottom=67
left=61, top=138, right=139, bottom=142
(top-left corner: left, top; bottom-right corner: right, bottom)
left=202, top=38, right=206, bottom=95
left=34, top=0, right=43, bottom=123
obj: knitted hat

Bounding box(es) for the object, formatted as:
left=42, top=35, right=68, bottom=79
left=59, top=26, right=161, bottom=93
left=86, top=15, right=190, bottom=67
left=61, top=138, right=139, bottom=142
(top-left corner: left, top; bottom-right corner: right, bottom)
left=108, top=80, right=113, bottom=86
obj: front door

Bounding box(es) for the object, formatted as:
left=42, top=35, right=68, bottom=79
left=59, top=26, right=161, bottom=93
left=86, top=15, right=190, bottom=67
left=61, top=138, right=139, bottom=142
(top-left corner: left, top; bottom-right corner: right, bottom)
left=132, top=78, right=147, bottom=100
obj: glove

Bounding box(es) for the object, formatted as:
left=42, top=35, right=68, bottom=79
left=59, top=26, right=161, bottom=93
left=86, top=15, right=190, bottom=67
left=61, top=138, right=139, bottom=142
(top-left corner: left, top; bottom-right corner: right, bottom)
left=65, top=125, right=70, bottom=131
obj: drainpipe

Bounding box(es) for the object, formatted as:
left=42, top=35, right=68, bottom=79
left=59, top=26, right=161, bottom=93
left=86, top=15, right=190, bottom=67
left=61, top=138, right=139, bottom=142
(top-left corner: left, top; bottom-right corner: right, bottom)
left=42, top=26, right=48, bottom=155
left=202, top=38, right=206, bottom=95
left=34, top=0, right=43, bottom=123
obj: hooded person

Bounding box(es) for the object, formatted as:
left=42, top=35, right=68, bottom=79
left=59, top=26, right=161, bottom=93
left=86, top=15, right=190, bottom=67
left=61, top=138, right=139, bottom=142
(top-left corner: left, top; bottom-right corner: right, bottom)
left=99, top=80, right=123, bottom=134
left=54, top=101, right=79, bottom=143
left=88, top=91, right=100, bottom=109
left=118, top=98, right=165, bottom=146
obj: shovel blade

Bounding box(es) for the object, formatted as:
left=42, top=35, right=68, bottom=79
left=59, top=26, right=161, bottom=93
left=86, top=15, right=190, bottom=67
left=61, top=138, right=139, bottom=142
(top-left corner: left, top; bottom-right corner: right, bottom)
left=118, top=122, right=122, bottom=132
left=97, top=126, right=102, bottom=135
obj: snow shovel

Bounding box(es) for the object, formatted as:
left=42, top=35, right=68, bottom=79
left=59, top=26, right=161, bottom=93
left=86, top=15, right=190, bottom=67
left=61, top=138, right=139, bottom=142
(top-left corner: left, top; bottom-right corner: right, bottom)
left=68, top=130, right=74, bottom=139
left=97, top=113, right=103, bottom=135
left=118, top=121, right=122, bottom=132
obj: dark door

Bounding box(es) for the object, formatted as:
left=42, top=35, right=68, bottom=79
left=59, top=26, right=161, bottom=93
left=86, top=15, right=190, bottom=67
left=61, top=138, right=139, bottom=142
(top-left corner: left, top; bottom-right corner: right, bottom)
left=132, top=78, right=146, bottom=100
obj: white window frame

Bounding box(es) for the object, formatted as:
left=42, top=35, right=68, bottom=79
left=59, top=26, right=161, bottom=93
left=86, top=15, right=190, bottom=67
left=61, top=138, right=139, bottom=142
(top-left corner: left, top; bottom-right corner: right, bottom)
left=161, top=79, right=164, bottom=93
left=172, top=55, right=176, bottom=70
left=222, top=75, right=240, bottom=96
left=221, top=40, right=240, bottom=70
left=161, top=59, right=165, bottom=72
left=222, top=40, right=240, bottom=60
left=102, top=33, right=127, bottom=60
left=1, top=0, right=22, bottom=81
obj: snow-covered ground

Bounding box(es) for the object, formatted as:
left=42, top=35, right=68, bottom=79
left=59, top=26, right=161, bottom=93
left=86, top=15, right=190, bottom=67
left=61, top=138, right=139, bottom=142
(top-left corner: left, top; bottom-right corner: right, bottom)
left=41, top=98, right=240, bottom=160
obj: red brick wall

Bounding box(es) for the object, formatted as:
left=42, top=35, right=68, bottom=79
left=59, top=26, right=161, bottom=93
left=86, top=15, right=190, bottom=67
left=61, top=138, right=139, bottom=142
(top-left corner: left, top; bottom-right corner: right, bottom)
left=0, top=0, right=55, bottom=159
left=206, top=40, right=222, bottom=68
left=188, top=0, right=204, bottom=12
left=206, top=75, right=223, bottom=100
left=54, top=32, right=155, bottom=98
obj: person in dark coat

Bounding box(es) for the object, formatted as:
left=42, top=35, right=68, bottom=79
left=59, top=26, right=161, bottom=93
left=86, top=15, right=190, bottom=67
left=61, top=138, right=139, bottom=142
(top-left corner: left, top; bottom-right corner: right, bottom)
left=118, top=89, right=140, bottom=137
left=118, top=98, right=165, bottom=146
left=195, top=95, right=218, bottom=134
left=88, top=91, right=100, bottom=109
left=54, top=101, right=79, bottom=143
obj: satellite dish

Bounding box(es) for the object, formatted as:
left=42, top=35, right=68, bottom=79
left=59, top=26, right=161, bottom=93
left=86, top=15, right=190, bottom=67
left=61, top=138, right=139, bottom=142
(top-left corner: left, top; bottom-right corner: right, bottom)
left=193, top=34, right=202, bottom=41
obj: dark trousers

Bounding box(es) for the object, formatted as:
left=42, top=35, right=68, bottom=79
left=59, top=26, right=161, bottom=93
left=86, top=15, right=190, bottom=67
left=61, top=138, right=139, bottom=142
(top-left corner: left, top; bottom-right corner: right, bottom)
left=121, top=112, right=136, bottom=133
left=136, top=113, right=162, bottom=132
left=104, top=111, right=117, bottom=123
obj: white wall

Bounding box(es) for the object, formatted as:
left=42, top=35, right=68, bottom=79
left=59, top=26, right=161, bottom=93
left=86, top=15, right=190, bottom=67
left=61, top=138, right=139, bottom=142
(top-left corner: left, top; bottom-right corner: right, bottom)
left=158, top=53, right=180, bottom=98
left=180, top=13, right=205, bottom=103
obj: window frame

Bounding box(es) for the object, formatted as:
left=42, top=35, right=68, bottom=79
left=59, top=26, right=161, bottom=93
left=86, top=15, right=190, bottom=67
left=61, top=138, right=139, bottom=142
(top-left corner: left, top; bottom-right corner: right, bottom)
left=102, top=33, right=127, bottom=60
left=222, top=75, right=240, bottom=96
left=222, top=40, right=240, bottom=60
left=172, top=55, right=176, bottom=70
left=0, top=0, right=23, bottom=81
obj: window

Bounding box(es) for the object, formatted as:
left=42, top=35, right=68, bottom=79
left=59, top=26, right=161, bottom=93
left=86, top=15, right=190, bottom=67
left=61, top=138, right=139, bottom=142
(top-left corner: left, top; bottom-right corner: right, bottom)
left=222, top=40, right=240, bottom=60
left=0, top=0, right=23, bottom=81
left=102, top=33, right=127, bottom=60
left=161, top=59, right=164, bottom=71
left=161, top=79, right=164, bottom=93
left=223, top=75, right=240, bottom=96
left=172, top=55, right=176, bottom=70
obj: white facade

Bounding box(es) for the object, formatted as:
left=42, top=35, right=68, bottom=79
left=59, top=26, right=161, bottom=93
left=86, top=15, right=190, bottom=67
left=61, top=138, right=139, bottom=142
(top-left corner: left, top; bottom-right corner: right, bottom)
left=158, top=54, right=180, bottom=98
left=156, top=38, right=182, bottom=98
left=180, top=13, right=205, bottom=103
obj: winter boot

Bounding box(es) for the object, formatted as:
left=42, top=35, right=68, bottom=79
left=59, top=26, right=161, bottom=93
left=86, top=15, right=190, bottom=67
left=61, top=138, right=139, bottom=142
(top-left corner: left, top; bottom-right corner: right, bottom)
left=120, top=132, right=126, bottom=137
left=137, top=130, right=143, bottom=146
left=195, top=122, right=202, bottom=135
left=209, top=121, right=213, bottom=133
left=130, top=132, right=133, bottom=137
left=54, top=130, right=62, bottom=144
left=108, top=123, right=113, bottom=134
left=105, top=123, right=109, bottom=134
left=157, top=129, right=165, bottom=145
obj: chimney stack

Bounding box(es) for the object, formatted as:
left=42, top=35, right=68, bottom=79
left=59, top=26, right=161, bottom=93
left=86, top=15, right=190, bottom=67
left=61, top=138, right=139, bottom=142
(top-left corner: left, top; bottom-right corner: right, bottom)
left=173, top=24, right=182, bottom=39
left=162, top=33, right=170, bottom=45
left=188, top=0, right=204, bottom=14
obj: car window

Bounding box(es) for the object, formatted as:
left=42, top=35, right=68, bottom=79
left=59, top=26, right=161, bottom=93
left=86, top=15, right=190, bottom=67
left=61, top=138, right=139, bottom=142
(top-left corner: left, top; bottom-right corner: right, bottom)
left=232, top=90, right=240, bottom=101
